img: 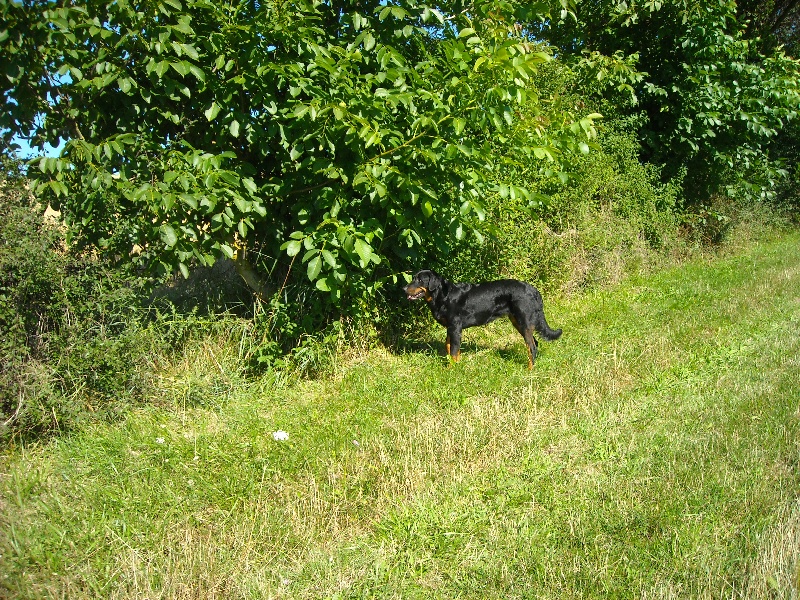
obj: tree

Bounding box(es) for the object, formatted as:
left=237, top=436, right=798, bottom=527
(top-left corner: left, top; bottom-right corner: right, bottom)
left=1, top=0, right=596, bottom=314
left=537, top=0, right=800, bottom=202
left=737, top=0, right=800, bottom=55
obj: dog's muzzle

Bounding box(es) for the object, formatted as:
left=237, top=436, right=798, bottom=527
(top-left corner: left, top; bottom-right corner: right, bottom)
left=405, top=287, right=426, bottom=301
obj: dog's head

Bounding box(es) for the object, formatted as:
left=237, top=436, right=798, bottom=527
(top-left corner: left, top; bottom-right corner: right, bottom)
left=403, top=270, right=442, bottom=301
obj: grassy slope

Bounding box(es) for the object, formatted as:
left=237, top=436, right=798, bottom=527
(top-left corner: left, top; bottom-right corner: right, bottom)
left=2, top=232, right=799, bottom=599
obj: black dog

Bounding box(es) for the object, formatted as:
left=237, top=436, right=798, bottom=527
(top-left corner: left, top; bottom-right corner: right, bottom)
left=404, top=270, right=561, bottom=368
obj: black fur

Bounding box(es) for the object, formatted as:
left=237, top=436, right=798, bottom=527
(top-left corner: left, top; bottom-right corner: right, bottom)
left=404, top=270, right=561, bottom=368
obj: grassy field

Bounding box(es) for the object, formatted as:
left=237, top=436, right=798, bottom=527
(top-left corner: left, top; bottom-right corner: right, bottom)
left=2, top=232, right=799, bottom=599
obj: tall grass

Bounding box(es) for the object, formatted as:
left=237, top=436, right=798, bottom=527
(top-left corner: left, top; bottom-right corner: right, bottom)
left=1, top=232, right=799, bottom=598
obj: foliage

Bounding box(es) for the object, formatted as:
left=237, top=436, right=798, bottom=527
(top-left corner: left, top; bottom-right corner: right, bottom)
left=483, top=109, right=680, bottom=293
left=1, top=0, right=597, bottom=318
left=0, top=155, right=155, bottom=440
left=427, top=54, right=680, bottom=294
left=240, top=293, right=341, bottom=374
left=3, top=0, right=798, bottom=387
left=773, top=118, right=800, bottom=213
left=0, top=156, right=66, bottom=437
left=737, top=0, right=800, bottom=56
left=538, top=0, right=800, bottom=203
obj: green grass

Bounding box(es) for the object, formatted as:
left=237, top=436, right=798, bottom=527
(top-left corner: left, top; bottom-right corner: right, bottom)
left=2, top=232, right=800, bottom=599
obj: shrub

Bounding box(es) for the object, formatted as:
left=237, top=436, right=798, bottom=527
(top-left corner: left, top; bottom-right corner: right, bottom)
left=0, top=156, right=154, bottom=441
left=454, top=111, right=681, bottom=294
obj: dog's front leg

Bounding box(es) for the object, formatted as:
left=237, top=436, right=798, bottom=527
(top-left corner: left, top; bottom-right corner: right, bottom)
left=446, top=325, right=462, bottom=363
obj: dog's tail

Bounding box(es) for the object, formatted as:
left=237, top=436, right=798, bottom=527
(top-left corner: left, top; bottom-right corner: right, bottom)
left=535, top=313, right=562, bottom=341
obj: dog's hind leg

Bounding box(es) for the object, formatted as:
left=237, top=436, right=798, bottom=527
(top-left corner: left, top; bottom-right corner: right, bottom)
left=522, top=328, right=539, bottom=369
left=523, top=328, right=538, bottom=369
left=510, top=315, right=538, bottom=369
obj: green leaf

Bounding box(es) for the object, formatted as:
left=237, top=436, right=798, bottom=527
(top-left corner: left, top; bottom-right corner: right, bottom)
left=174, top=15, right=193, bottom=34
left=182, top=44, right=200, bottom=61
left=160, top=224, right=178, bottom=247
left=49, top=180, right=69, bottom=197
left=252, top=201, right=267, bottom=217
left=354, top=238, right=372, bottom=265
left=205, top=102, right=220, bottom=121
left=456, top=143, right=473, bottom=156
left=180, top=193, right=198, bottom=209
left=307, top=255, right=322, bottom=280
left=229, top=120, right=240, bottom=137
left=242, top=177, right=258, bottom=194
left=171, top=60, right=189, bottom=76
left=155, top=60, right=169, bottom=78
left=283, top=239, right=302, bottom=257
left=233, top=196, right=251, bottom=213
left=321, top=249, right=337, bottom=268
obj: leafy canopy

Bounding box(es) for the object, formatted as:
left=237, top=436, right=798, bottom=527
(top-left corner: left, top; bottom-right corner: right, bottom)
left=539, top=0, right=800, bottom=201
left=1, top=0, right=597, bottom=306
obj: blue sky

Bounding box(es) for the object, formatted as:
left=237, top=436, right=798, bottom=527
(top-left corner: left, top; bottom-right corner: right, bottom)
left=12, top=136, right=65, bottom=159
left=8, top=72, right=70, bottom=159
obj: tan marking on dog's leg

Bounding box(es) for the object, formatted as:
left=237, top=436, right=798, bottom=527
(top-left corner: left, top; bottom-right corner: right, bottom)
left=525, top=326, right=538, bottom=369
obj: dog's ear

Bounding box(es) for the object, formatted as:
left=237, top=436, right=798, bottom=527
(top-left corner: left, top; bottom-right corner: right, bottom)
left=421, top=270, right=441, bottom=291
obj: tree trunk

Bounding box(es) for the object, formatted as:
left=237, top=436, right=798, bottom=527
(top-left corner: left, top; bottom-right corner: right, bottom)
left=233, top=246, right=272, bottom=300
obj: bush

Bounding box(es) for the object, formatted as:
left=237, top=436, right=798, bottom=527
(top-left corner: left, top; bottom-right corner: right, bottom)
left=0, top=156, right=153, bottom=442
left=1, top=158, right=64, bottom=437
left=438, top=111, right=681, bottom=294
left=771, top=120, right=800, bottom=218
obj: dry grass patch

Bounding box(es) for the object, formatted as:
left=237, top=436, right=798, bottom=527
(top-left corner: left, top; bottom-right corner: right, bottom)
left=745, top=499, right=800, bottom=599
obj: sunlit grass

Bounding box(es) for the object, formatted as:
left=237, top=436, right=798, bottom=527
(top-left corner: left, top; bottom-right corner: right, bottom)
left=2, top=233, right=799, bottom=598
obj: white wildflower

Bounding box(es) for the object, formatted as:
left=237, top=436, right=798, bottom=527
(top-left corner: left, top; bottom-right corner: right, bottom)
left=272, top=430, right=289, bottom=442
left=155, top=437, right=165, bottom=444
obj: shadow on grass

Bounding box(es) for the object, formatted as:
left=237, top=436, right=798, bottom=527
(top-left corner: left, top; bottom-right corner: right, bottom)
left=389, top=336, right=534, bottom=369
